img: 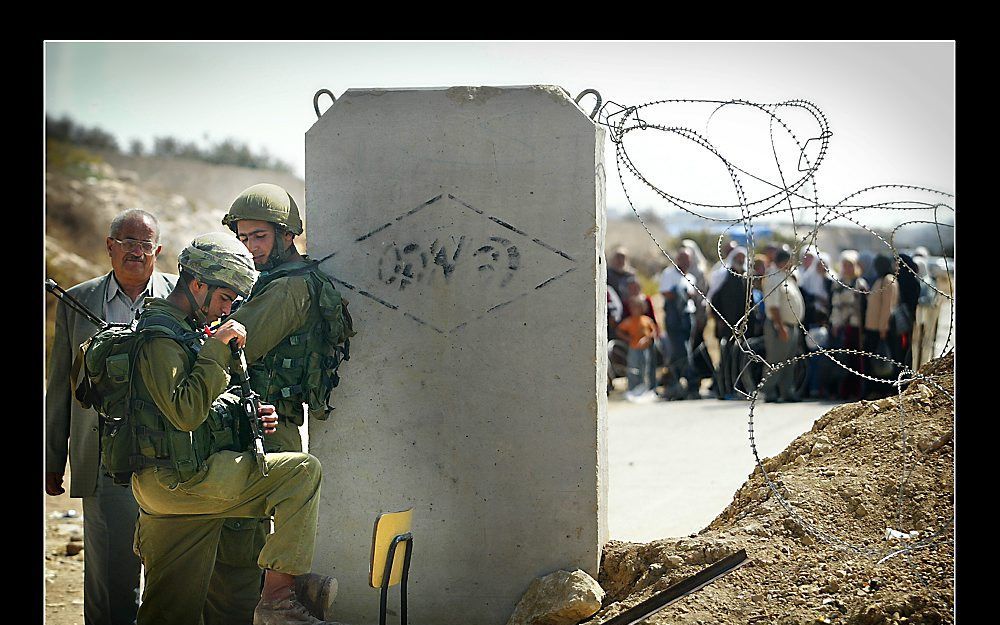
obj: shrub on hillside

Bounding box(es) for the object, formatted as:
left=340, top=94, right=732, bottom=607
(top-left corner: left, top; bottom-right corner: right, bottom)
left=45, top=114, right=294, bottom=173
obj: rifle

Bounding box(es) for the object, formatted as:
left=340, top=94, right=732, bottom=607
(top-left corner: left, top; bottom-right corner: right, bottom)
left=45, top=279, right=128, bottom=330
left=228, top=340, right=269, bottom=477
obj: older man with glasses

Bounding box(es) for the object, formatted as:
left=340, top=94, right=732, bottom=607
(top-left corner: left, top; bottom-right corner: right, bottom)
left=45, top=208, right=178, bottom=625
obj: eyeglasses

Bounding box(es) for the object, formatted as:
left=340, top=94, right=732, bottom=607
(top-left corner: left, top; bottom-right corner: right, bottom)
left=111, top=238, right=157, bottom=255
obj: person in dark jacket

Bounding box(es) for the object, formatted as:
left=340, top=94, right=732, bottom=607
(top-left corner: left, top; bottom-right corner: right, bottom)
left=709, top=247, right=749, bottom=398
left=897, top=253, right=921, bottom=321
left=894, top=253, right=921, bottom=366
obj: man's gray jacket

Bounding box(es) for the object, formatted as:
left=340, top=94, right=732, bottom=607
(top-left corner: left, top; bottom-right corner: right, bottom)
left=45, top=270, right=177, bottom=497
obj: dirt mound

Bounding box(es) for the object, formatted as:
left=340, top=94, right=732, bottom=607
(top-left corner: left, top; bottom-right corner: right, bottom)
left=590, top=353, right=954, bottom=625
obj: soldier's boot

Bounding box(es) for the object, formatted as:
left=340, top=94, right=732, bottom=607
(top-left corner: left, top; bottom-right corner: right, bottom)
left=294, top=573, right=338, bottom=620
left=253, top=591, right=344, bottom=625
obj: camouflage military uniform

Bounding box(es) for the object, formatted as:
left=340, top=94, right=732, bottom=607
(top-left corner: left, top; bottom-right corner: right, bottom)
left=198, top=270, right=317, bottom=625
left=233, top=258, right=352, bottom=452
left=201, top=184, right=353, bottom=623
left=231, top=271, right=312, bottom=452
left=125, top=234, right=325, bottom=625
left=130, top=298, right=324, bottom=625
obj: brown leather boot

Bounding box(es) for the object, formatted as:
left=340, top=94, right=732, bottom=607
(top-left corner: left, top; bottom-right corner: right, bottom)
left=252, top=591, right=344, bottom=625
left=294, top=573, right=339, bottom=620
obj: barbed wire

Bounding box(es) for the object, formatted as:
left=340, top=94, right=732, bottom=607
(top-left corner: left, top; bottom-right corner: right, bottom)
left=594, top=95, right=955, bottom=563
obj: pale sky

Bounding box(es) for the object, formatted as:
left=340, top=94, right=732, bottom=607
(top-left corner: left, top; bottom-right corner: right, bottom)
left=44, top=41, right=955, bottom=228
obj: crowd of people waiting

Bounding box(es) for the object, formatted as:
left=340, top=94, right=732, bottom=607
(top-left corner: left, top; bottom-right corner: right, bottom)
left=607, top=240, right=946, bottom=403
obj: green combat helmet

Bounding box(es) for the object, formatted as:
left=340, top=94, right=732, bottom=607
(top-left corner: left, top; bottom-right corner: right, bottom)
left=222, top=183, right=303, bottom=271
left=178, top=232, right=258, bottom=298
left=222, top=183, right=303, bottom=235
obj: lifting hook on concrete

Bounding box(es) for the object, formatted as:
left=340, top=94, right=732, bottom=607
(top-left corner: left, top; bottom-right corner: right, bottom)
left=575, top=89, right=602, bottom=120
left=314, top=89, right=336, bottom=120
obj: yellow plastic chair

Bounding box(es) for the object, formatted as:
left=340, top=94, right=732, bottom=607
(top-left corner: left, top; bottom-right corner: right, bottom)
left=369, top=508, right=414, bottom=625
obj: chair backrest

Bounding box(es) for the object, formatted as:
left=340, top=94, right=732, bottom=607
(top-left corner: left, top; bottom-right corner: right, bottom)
left=369, top=508, right=414, bottom=588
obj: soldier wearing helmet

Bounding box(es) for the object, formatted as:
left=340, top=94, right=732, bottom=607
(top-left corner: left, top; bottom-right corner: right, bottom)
left=188, top=184, right=351, bottom=623
left=129, top=233, right=340, bottom=625
left=222, top=182, right=304, bottom=272
left=224, top=183, right=354, bottom=452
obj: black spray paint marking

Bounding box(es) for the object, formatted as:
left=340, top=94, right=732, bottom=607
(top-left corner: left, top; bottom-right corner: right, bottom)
left=356, top=194, right=444, bottom=242
left=481, top=292, right=530, bottom=317
left=535, top=267, right=577, bottom=290
left=329, top=277, right=358, bottom=292
left=396, top=194, right=444, bottom=221
left=531, top=238, right=575, bottom=262
left=357, top=193, right=579, bottom=334
left=379, top=234, right=514, bottom=290
left=358, top=290, right=400, bottom=311
left=486, top=299, right=515, bottom=313
left=428, top=235, right=466, bottom=280
left=486, top=215, right=527, bottom=236
left=403, top=312, right=446, bottom=334
left=472, top=236, right=521, bottom=287
left=448, top=194, right=484, bottom=215
left=449, top=193, right=527, bottom=235
left=356, top=221, right=394, bottom=242
left=448, top=193, right=574, bottom=260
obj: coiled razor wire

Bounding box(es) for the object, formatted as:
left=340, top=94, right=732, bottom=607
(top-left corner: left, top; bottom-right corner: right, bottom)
left=588, top=93, right=955, bottom=563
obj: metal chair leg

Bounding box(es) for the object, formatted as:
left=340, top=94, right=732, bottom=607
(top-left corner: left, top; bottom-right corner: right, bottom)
left=400, top=537, right=413, bottom=625
left=379, top=533, right=413, bottom=625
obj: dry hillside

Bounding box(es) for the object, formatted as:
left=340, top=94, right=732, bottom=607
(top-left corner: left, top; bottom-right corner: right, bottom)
left=44, top=141, right=305, bottom=361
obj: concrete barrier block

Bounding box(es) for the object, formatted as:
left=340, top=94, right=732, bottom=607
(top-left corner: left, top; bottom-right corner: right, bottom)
left=305, top=85, right=607, bottom=625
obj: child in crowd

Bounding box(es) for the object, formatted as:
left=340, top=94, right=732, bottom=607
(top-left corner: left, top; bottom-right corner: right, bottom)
left=616, top=295, right=658, bottom=395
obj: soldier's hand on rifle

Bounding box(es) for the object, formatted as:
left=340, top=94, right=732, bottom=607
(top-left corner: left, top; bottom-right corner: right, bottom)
left=258, top=403, right=278, bottom=435
left=213, top=319, right=247, bottom=349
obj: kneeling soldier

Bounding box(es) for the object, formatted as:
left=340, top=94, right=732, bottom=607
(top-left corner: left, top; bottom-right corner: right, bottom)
left=129, top=233, right=340, bottom=625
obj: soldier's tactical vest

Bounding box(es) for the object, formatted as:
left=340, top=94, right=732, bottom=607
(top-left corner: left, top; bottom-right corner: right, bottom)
left=78, top=307, right=245, bottom=485
left=246, top=259, right=354, bottom=424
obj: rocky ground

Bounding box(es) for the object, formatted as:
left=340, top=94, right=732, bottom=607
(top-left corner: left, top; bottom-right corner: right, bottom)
left=44, top=481, right=85, bottom=625
left=587, top=353, right=954, bottom=625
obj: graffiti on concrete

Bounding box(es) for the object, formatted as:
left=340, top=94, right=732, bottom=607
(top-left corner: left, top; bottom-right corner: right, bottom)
left=377, top=234, right=523, bottom=291
left=336, top=193, right=577, bottom=333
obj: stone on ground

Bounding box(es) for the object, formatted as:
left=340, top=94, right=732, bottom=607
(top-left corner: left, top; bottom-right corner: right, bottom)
left=506, top=569, right=604, bottom=625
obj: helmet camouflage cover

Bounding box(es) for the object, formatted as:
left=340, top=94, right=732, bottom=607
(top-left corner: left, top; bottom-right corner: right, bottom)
left=178, top=232, right=258, bottom=297
left=222, top=183, right=303, bottom=235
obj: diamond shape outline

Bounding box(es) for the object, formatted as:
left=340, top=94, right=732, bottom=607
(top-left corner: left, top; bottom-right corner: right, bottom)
left=326, top=193, right=577, bottom=334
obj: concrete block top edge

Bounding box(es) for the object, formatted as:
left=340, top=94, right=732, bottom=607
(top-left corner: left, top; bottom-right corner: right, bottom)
left=307, top=84, right=596, bottom=134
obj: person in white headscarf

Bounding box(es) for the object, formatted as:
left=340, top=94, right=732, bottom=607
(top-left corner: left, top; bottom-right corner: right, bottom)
left=797, top=249, right=829, bottom=299
left=707, top=245, right=748, bottom=303
left=680, top=238, right=709, bottom=293
left=792, top=245, right=817, bottom=283
left=707, top=239, right=737, bottom=293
